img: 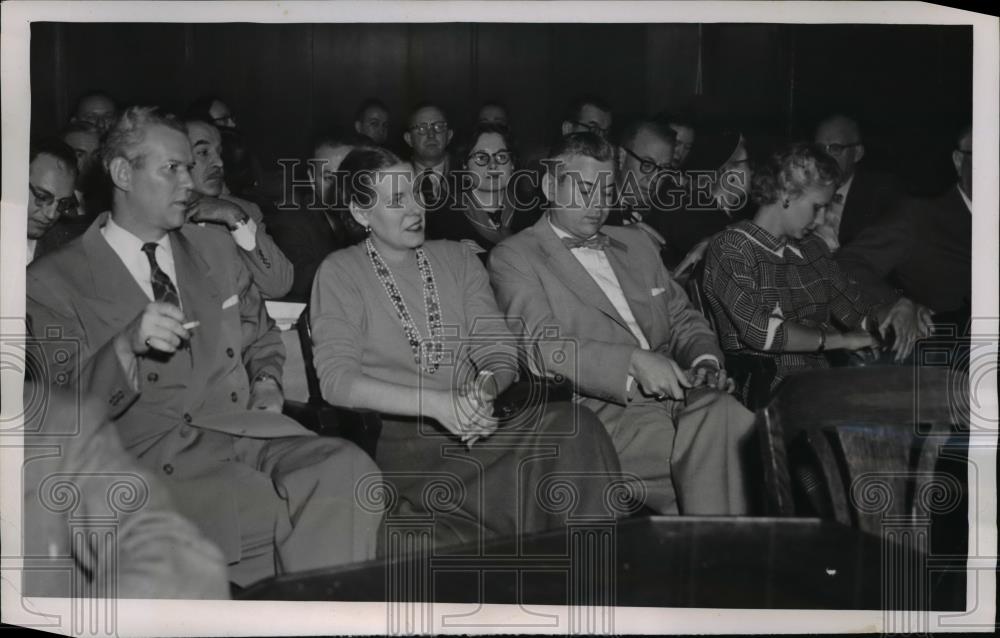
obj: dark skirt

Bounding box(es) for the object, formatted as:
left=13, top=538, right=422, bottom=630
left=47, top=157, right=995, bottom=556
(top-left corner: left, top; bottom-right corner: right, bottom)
left=373, top=401, right=623, bottom=554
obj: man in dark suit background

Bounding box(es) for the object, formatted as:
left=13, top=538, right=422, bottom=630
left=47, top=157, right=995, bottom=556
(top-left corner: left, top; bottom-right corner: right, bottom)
left=184, top=117, right=294, bottom=300
left=489, top=132, right=754, bottom=517
left=813, top=114, right=905, bottom=252
left=27, top=107, right=382, bottom=587
left=266, top=133, right=357, bottom=301
left=836, top=124, right=972, bottom=317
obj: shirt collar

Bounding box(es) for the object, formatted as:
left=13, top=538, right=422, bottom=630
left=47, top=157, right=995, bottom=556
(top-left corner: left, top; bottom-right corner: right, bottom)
left=103, top=216, right=173, bottom=260
left=27, top=239, right=37, bottom=264
left=414, top=158, right=448, bottom=176
left=732, top=220, right=803, bottom=259
left=836, top=174, right=855, bottom=199
left=547, top=216, right=626, bottom=251
left=958, top=185, right=972, bottom=213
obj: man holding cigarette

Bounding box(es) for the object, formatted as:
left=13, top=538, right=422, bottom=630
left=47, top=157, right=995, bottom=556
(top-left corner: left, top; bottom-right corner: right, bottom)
left=27, top=107, right=382, bottom=589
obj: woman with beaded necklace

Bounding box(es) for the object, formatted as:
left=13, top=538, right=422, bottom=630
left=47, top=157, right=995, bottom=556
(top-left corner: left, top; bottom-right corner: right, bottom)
left=310, top=146, right=624, bottom=552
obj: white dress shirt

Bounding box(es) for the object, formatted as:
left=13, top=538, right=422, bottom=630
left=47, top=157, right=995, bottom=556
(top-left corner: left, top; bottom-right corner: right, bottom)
left=27, top=239, right=37, bottom=265
left=958, top=186, right=972, bottom=213
left=815, top=174, right=854, bottom=253
left=550, top=220, right=720, bottom=395
left=550, top=220, right=651, bottom=349
left=101, top=216, right=180, bottom=305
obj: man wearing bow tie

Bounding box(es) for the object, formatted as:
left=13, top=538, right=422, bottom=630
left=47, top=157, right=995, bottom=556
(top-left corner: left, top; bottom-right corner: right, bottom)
left=489, top=132, right=754, bottom=516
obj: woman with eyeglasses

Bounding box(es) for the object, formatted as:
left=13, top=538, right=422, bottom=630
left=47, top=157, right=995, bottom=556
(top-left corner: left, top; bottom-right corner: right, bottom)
left=662, top=128, right=755, bottom=276
left=424, top=123, right=541, bottom=261
left=310, top=146, right=623, bottom=552
left=701, top=143, right=932, bottom=406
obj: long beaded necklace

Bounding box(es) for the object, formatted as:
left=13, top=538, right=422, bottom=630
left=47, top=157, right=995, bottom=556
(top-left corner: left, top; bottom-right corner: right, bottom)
left=365, top=238, right=444, bottom=374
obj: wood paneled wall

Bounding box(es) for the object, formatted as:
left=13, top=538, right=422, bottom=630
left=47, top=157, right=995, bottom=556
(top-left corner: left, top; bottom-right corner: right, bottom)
left=30, top=22, right=971, bottom=194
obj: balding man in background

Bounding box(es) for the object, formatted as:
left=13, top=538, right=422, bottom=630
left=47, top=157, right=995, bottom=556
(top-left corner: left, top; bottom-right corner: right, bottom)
left=813, top=114, right=904, bottom=252
left=71, top=91, right=118, bottom=137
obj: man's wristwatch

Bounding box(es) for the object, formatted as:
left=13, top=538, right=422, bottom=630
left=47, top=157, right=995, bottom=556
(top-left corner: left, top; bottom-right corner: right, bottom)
left=252, top=372, right=281, bottom=391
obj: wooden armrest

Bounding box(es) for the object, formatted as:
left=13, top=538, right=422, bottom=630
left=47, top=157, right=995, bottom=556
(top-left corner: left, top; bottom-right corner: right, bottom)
left=283, top=399, right=382, bottom=459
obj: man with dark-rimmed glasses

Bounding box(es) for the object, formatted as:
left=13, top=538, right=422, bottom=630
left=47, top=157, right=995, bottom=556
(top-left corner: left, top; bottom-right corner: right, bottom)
left=607, top=119, right=679, bottom=249
left=27, top=138, right=78, bottom=263
left=404, top=102, right=453, bottom=210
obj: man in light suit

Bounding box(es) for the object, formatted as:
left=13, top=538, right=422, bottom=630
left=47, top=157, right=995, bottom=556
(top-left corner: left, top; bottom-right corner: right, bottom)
left=27, top=107, right=381, bottom=587
left=489, top=132, right=754, bottom=516
left=184, top=117, right=293, bottom=299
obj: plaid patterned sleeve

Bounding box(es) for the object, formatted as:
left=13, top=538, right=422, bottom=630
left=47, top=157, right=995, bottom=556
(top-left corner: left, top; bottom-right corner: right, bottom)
left=704, top=231, right=787, bottom=352
left=805, top=236, right=884, bottom=329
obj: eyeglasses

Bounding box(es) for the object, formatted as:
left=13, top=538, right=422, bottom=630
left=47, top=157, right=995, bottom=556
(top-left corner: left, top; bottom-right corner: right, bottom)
left=820, top=142, right=861, bottom=156
left=28, top=183, right=78, bottom=215
left=621, top=146, right=671, bottom=174
left=572, top=121, right=610, bottom=137
left=410, top=121, right=449, bottom=136
left=467, top=150, right=512, bottom=167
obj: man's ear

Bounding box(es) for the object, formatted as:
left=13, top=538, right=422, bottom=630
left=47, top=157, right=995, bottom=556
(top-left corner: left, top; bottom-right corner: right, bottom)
left=354, top=121, right=363, bottom=135
left=561, top=121, right=573, bottom=137
left=854, top=143, right=866, bottom=164
left=348, top=200, right=368, bottom=230
left=616, top=148, right=626, bottom=172
left=108, top=156, right=132, bottom=191
left=951, top=150, right=964, bottom=177
left=403, top=131, right=413, bottom=149
left=445, top=129, right=454, bottom=146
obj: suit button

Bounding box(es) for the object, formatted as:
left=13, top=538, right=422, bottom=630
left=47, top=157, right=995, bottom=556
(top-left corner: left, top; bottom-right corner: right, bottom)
left=183, top=413, right=192, bottom=423
left=163, top=464, right=174, bottom=475
left=147, top=372, right=158, bottom=382
left=226, top=347, right=235, bottom=358
left=231, top=391, right=239, bottom=403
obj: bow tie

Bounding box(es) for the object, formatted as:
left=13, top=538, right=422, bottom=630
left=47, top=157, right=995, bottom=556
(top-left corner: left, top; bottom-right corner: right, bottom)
left=562, top=234, right=611, bottom=251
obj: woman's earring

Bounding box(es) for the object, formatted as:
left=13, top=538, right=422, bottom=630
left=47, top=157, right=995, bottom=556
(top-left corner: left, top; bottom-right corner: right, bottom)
left=364, top=225, right=371, bottom=234
left=782, top=199, right=789, bottom=209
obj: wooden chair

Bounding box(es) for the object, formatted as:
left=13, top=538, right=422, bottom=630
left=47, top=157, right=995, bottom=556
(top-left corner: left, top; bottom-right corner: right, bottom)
left=684, top=262, right=777, bottom=411
left=756, top=366, right=967, bottom=538
left=285, top=308, right=383, bottom=459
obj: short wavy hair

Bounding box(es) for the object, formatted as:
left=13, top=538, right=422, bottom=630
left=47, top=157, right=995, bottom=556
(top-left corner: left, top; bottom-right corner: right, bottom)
left=751, top=142, right=842, bottom=206
left=100, top=106, right=187, bottom=173
left=339, top=145, right=403, bottom=209
left=545, top=131, right=615, bottom=183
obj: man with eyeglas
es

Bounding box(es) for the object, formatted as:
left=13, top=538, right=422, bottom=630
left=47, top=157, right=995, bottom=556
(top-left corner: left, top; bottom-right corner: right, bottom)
left=609, top=119, right=678, bottom=243
left=837, top=124, right=972, bottom=320
left=812, top=113, right=904, bottom=252
left=403, top=102, right=454, bottom=210
left=26, top=138, right=79, bottom=264
left=561, top=95, right=613, bottom=141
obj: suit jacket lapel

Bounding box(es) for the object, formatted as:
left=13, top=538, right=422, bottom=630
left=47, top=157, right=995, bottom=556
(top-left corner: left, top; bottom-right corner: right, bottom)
left=532, top=217, right=631, bottom=332
left=604, top=237, right=656, bottom=343
left=170, top=230, right=222, bottom=383
left=80, top=213, right=153, bottom=334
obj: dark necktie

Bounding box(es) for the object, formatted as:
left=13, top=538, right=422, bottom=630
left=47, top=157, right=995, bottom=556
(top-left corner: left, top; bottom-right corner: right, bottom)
left=561, top=234, right=611, bottom=251
left=141, top=242, right=180, bottom=306
left=419, top=169, right=439, bottom=209
left=487, top=209, right=504, bottom=229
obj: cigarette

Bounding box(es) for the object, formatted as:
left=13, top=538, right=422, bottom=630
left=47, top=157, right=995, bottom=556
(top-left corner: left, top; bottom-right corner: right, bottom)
left=182, top=321, right=200, bottom=330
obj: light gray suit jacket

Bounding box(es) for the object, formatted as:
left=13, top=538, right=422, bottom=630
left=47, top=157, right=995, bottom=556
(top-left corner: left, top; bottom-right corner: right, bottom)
left=488, top=216, right=723, bottom=407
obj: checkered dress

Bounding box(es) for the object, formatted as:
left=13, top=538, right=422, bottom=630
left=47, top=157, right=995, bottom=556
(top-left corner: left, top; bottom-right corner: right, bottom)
left=703, top=220, right=881, bottom=385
